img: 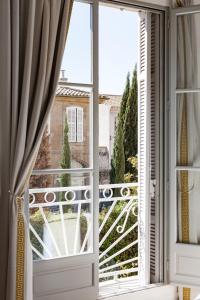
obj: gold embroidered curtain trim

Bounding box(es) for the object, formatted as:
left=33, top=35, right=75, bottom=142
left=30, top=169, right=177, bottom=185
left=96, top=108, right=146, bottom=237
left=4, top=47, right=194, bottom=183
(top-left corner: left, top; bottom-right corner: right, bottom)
left=180, top=98, right=189, bottom=243
left=16, top=197, right=25, bottom=300
left=180, top=96, right=190, bottom=300
left=183, top=287, right=191, bottom=300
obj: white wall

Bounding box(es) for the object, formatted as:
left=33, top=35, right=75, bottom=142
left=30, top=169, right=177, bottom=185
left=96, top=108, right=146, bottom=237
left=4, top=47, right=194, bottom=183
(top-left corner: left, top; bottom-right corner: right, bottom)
left=110, top=111, right=117, bottom=157
left=99, top=104, right=111, bottom=151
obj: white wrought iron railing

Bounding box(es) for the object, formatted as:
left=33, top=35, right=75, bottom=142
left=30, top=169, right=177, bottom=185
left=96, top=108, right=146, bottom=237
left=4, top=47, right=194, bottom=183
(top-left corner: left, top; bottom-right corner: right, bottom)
left=28, top=182, right=139, bottom=283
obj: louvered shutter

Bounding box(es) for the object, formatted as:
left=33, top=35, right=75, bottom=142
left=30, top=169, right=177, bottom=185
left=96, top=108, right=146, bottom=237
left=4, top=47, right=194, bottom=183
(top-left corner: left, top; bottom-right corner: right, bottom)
left=138, top=11, right=151, bottom=285
left=138, top=11, right=161, bottom=285
left=67, top=107, right=76, bottom=142
left=76, top=107, right=83, bottom=142
left=149, top=13, right=161, bottom=284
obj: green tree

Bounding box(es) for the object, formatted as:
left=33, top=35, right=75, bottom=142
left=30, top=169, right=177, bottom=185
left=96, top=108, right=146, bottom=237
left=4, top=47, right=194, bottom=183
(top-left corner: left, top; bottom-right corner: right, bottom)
left=124, top=156, right=138, bottom=185
left=60, top=117, right=71, bottom=187
left=112, top=120, right=125, bottom=184
left=110, top=73, right=130, bottom=183
left=99, top=201, right=138, bottom=280
left=119, top=72, right=130, bottom=124
left=123, top=65, right=138, bottom=174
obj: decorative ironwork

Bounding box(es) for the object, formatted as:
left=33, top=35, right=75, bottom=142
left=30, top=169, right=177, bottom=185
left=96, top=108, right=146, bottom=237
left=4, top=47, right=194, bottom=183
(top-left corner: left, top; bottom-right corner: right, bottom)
left=29, top=182, right=139, bottom=283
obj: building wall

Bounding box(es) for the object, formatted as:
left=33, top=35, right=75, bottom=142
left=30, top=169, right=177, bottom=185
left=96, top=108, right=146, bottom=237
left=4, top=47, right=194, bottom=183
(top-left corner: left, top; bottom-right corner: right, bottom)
left=99, top=104, right=111, bottom=152
left=49, top=96, right=90, bottom=169
left=110, top=109, right=118, bottom=158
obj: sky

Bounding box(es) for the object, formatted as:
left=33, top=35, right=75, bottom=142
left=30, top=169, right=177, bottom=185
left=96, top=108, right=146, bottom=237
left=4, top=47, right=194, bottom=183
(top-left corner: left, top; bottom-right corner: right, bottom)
left=61, top=2, right=139, bottom=95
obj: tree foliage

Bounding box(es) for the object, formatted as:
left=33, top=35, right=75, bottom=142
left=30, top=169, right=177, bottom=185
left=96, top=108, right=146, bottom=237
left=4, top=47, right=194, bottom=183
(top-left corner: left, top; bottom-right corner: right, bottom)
left=60, top=117, right=71, bottom=187
left=123, top=66, right=138, bottom=173
left=112, top=120, right=125, bottom=184
left=99, top=201, right=138, bottom=280
left=119, top=72, right=130, bottom=125
left=111, top=66, right=138, bottom=183
left=29, top=128, right=51, bottom=204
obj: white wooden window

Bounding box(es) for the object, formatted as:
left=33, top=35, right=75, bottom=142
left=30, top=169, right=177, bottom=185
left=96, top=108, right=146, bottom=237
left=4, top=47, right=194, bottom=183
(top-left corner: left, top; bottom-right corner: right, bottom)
left=66, top=106, right=83, bottom=142
left=31, top=2, right=98, bottom=300
left=169, top=4, right=200, bottom=287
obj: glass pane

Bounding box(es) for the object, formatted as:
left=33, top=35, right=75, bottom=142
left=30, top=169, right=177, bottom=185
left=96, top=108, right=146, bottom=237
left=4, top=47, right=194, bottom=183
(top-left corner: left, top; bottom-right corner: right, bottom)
left=98, top=3, right=139, bottom=285
left=176, top=93, right=200, bottom=166
left=99, top=4, right=139, bottom=95
left=29, top=173, right=92, bottom=260
left=34, top=86, right=92, bottom=170
left=29, top=173, right=90, bottom=189
left=177, top=170, right=200, bottom=244
left=176, top=13, right=200, bottom=89
left=61, top=2, right=92, bottom=83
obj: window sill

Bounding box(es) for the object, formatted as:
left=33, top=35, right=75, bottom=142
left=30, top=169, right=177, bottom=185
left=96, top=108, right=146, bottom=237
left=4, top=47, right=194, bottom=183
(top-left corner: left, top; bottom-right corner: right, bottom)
left=99, top=281, right=177, bottom=300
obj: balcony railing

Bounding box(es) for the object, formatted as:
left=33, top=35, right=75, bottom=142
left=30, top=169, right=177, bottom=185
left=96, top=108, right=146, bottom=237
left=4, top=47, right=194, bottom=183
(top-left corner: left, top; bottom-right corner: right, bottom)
left=29, top=182, right=139, bottom=283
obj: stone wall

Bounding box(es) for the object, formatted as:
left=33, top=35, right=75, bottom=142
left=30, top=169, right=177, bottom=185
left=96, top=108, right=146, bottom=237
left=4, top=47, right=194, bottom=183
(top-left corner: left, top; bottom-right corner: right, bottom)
left=49, top=96, right=90, bottom=169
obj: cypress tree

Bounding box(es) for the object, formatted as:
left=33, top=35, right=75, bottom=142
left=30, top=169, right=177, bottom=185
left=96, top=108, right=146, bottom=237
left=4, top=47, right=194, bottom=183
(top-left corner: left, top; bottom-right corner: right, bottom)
left=123, top=65, right=138, bottom=173
left=119, top=72, right=131, bottom=124
left=60, top=117, right=71, bottom=187
left=110, top=73, right=130, bottom=183
left=112, top=120, right=125, bottom=184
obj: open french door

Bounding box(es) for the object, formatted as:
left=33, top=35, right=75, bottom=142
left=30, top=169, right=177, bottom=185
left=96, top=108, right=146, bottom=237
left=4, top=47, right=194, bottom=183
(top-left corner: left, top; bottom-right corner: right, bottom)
left=32, top=1, right=99, bottom=299
left=169, top=4, right=200, bottom=287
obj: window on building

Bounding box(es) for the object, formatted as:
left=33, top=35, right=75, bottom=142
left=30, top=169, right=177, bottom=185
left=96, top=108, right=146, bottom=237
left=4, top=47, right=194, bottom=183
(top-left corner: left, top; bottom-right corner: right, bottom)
left=66, top=106, right=83, bottom=142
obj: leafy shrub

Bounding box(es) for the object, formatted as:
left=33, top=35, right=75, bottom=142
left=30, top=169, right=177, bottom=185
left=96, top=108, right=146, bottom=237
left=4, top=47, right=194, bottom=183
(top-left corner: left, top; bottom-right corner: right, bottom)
left=99, top=200, right=138, bottom=280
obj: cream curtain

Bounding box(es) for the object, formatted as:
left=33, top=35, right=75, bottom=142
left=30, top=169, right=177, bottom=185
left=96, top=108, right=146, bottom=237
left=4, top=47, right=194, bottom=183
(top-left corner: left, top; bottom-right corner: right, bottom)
left=176, top=0, right=200, bottom=244
left=176, top=1, right=200, bottom=299
left=0, top=1, right=73, bottom=299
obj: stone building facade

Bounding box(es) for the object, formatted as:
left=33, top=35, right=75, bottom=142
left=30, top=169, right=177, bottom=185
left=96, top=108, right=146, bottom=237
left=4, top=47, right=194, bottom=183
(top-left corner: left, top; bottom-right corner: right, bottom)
left=48, top=84, right=122, bottom=185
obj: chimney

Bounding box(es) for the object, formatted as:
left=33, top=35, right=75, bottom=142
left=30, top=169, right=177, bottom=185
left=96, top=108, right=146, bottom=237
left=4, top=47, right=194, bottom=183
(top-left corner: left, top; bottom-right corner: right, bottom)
left=60, top=69, right=68, bottom=81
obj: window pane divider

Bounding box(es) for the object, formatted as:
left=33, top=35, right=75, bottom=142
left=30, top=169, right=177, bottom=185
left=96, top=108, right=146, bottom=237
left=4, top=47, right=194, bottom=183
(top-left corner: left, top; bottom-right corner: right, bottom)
left=175, top=166, right=200, bottom=171
left=176, top=88, right=200, bottom=94
left=32, top=167, right=93, bottom=175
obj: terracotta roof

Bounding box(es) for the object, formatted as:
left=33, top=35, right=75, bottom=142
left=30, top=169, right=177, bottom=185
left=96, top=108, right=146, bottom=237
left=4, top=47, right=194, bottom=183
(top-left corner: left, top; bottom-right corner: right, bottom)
left=56, top=86, right=90, bottom=97
left=56, top=85, right=108, bottom=99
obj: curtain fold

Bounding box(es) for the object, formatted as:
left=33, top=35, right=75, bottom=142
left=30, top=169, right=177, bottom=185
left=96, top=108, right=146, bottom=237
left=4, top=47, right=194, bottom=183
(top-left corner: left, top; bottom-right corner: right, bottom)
left=176, top=1, right=200, bottom=300
left=176, top=0, right=200, bottom=244
left=0, top=1, right=73, bottom=299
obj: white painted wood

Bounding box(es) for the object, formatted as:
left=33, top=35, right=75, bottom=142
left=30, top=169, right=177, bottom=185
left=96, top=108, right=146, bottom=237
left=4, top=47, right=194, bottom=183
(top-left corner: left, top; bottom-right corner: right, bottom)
left=138, top=11, right=151, bottom=286
left=34, top=287, right=96, bottom=300
left=33, top=254, right=96, bottom=300
left=34, top=264, right=92, bottom=297
left=101, top=285, right=177, bottom=300
left=137, top=0, right=170, bottom=6
left=33, top=1, right=99, bottom=298
left=171, top=243, right=200, bottom=287
left=169, top=4, right=200, bottom=287
left=149, top=12, right=162, bottom=283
